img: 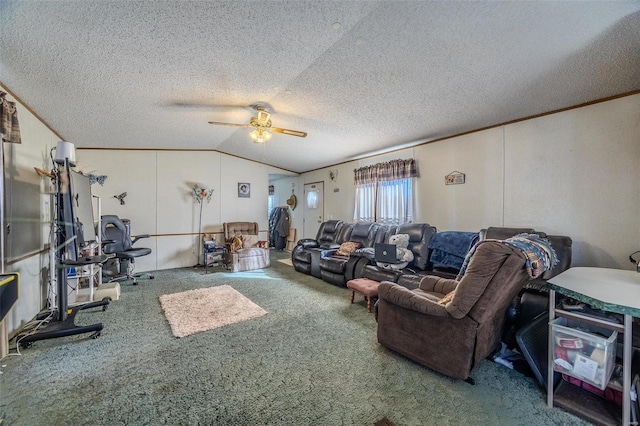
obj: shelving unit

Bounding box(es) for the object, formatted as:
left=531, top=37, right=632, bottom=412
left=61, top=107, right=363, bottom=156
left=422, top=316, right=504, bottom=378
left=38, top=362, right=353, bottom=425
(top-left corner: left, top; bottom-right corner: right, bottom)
left=69, top=248, right=101, bottom=302
left=547, top=267, right=640, bottom=426
left=203, top=243, right=226, bottom=273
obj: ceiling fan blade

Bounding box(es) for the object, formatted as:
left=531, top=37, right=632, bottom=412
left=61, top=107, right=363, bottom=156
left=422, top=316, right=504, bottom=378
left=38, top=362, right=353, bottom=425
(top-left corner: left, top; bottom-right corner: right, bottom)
left=208, top=121, right=252, bottom=128
left=271, top=127, right=307, bottom=138
left=170, top=101, right=255, bottom=111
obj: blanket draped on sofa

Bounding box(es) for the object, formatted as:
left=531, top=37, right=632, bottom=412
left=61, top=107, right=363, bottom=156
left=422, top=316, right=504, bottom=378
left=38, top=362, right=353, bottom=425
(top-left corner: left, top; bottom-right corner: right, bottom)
left=457, top=233, right=557, bottom=280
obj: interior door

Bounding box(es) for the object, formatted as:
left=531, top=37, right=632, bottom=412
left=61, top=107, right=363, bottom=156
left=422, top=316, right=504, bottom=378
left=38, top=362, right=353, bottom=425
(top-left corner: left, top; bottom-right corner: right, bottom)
left=303, top=182, right=324, bottom=239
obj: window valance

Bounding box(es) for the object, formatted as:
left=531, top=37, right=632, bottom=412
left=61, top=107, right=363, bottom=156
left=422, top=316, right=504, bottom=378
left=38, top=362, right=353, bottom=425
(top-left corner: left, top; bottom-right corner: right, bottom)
left=353, top=158, right=417, bottom=184
left=1, top=91, right=21, bottom=144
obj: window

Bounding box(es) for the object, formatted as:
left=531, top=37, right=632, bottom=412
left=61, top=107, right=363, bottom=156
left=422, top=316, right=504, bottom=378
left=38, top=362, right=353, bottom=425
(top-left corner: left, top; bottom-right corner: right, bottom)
left=268, top=194, right=275, bottom=215
left=306, top=190, right=318, bottom=209
left=268, top=185, right=275, bottom=215
left=353, top=181, right=376, bottom=223
left=353, top=159, right=417, bottom=225
left=377, top=178, right=413, bottom=225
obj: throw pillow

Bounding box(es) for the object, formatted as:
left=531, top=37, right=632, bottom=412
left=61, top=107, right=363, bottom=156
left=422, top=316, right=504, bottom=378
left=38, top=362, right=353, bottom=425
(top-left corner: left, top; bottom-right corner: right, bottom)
left=230, top=236, right=243, bottom=253
left=241, top=234, right=259, bottom=248
left=336, top=241, right=362, bottom=256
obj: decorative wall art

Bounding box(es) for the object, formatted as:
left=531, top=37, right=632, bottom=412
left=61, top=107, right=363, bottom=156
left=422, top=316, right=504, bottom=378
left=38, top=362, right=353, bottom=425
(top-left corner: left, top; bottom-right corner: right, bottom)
left=445, top=171, right=465, bottom=185
left=238, top=182, right=251, bottom=198
left=113, top=192, right=127, bottom=204
left=87, top=173, right=108, bottom=186
left=286, top=194, right=297, bottom=210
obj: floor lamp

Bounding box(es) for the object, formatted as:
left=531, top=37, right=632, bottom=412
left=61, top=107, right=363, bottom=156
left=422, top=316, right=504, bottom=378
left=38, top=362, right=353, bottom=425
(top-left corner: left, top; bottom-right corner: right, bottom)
left=193, top=186, right=214, bottom=266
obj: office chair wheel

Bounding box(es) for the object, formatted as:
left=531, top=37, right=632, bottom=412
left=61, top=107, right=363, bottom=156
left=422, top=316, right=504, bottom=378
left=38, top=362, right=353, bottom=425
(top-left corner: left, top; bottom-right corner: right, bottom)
left=90, top=331, right=101, bottom=339
left=101, top=297, right=111, bottom=311
left=20, top=341, right=33, bottom=349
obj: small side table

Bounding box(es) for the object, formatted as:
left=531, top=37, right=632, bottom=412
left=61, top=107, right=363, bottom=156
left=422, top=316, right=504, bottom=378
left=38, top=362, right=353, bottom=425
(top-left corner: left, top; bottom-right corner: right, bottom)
left=203, top=245, right=226, bottom=273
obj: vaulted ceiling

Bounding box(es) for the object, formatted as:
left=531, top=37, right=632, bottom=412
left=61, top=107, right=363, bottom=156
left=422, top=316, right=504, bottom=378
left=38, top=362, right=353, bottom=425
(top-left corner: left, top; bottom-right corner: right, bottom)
left=1, top=1, right=639, bottom=173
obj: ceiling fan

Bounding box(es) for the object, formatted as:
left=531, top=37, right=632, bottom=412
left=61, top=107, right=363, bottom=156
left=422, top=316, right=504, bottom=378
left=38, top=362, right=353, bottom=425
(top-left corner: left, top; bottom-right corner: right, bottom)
left=208, top=105, right=307, bottom=143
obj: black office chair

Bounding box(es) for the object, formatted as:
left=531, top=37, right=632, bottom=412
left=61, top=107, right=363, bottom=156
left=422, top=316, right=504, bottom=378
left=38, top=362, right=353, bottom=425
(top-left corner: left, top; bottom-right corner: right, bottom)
left=100, top=215, right=154, bottom=284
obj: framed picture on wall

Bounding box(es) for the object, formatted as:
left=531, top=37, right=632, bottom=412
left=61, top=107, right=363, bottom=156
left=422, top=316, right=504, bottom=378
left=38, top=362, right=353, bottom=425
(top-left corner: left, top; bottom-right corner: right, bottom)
left=238, top=182, right=251, bottom=198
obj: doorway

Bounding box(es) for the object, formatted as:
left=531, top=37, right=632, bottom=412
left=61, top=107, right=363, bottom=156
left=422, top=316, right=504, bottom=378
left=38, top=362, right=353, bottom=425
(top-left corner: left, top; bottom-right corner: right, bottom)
left=303, top=182, right=324, bottom=239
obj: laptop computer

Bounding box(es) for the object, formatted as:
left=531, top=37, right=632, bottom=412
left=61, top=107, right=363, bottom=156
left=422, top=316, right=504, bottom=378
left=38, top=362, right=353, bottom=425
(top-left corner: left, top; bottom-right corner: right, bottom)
left=375, top=243, right=398, bottom=264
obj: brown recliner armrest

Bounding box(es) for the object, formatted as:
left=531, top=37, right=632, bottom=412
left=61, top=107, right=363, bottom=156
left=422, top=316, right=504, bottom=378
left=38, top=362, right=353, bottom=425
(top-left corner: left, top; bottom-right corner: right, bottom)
left=418, top=275, right=458, bottom=295
left=378, top=282, right=449, bottom=317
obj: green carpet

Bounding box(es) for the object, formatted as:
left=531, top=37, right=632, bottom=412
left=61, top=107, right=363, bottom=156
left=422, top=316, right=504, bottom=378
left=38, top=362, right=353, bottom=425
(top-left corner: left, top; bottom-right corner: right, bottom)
left=0, top=251, right=589, bottom=425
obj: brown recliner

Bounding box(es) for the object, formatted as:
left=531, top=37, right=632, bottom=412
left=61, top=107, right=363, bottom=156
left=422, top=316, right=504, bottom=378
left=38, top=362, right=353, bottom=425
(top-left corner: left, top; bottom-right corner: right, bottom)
left=224, top=222, right=270, bottom=272
left=376, top=241, right=531, bottom=381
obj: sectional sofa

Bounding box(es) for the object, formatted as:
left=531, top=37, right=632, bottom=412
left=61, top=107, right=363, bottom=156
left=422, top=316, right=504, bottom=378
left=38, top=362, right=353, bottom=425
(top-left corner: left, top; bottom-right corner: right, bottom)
left=291, top=220, right=573, bottom=347
left=291, top=221, right=436, bottom=286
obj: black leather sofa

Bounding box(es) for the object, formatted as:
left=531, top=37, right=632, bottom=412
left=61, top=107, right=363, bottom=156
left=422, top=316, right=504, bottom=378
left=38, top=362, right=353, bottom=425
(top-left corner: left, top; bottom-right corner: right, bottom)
left=359, top=223, right=437, bottom=283
left=292, top=220, right=433, bottom=287
left=319, top=223, right=395, bottom=286
left=292, top=220, right=346, bottom=276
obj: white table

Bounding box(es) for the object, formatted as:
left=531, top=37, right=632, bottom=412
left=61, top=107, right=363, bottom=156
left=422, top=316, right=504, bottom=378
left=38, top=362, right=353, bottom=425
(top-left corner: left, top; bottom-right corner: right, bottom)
left=547, top=267, right=640, bottom=425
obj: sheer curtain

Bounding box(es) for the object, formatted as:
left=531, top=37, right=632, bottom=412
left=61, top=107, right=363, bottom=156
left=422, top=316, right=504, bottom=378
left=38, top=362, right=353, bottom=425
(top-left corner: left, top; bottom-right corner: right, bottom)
left=353, top=182, right=376, bottom=223
left=353, top=159, right=417, bottom=224
left=1, top=91, right=21, bottom=144
left=377, top=178, right=413, bottom=225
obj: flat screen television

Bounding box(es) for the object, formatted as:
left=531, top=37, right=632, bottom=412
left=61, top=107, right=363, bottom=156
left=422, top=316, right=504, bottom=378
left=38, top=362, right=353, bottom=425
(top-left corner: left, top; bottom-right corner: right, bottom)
left=58, top=164, right=98, bottom=262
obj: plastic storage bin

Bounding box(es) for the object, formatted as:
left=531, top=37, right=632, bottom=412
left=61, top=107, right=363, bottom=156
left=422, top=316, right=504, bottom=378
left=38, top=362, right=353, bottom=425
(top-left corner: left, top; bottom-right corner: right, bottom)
left=550, top=317, right=617, bottom=390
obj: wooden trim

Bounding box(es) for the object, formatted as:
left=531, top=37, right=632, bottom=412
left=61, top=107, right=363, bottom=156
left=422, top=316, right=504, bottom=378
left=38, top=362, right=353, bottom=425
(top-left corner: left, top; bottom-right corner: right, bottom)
left=154, top=232, right=223, bottom=237
left=6, top=246, right=49, bottom=266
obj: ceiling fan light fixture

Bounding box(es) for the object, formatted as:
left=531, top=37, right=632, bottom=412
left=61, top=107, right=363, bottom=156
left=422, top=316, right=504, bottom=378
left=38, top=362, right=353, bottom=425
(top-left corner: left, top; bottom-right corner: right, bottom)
left=208, top=104, right=305, bottom=142
left=250, top=127, right=272, bottom=143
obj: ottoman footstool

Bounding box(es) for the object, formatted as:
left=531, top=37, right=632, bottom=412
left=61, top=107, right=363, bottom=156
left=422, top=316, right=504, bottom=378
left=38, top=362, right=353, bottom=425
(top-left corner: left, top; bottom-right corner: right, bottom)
left=346, top=278, right=380, bottom=313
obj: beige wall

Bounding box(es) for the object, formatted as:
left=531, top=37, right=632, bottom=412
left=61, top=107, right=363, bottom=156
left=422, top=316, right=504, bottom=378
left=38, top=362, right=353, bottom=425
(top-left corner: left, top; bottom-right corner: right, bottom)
left=414, top=129, right=504, bottom=231
left=2, top=85, right=59, bottom=336
left=503, top=97, right=640, bottom=268
left=78, top=150, right=294, bottom=271
left=300, top=94, right=640, bottom=270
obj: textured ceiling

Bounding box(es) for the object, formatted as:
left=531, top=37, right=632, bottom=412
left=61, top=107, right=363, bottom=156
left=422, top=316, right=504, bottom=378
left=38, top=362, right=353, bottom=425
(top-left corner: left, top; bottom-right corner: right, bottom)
left=1, top=1, right=639, bottom=173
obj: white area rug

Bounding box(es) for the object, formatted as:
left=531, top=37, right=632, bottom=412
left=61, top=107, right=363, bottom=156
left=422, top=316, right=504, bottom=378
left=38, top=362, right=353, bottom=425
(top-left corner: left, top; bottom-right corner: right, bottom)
left=278, top=258, right=293, bottom=266
left=159, top=285, right=267, bottom=338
